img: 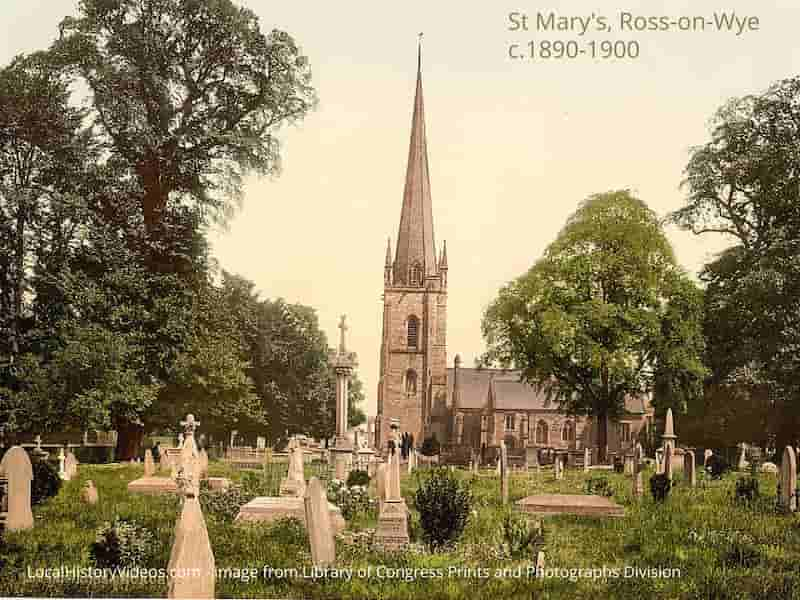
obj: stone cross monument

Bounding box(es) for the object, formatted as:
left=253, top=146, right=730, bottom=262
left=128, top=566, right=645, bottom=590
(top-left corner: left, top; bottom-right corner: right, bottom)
left=330, top=314, right=358, bottom=481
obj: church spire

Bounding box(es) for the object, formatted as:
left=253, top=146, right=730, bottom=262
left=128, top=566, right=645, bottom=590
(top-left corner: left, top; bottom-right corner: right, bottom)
left=394, top=37, right=436, bottom=286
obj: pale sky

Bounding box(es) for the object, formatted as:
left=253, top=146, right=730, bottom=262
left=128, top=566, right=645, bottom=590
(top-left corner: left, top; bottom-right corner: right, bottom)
left=3, top=1, right=799, bottom=418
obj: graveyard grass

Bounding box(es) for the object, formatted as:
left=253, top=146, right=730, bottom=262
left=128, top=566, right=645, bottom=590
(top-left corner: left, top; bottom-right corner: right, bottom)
left=2, top=463, right=800, bottom=599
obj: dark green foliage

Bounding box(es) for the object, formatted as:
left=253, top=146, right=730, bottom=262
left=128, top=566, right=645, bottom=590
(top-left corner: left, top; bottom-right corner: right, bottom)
left=30, top=459, right=61, bottom=506
left=90, top=518, right=156, bottom=568
left=707, top=454, right=730, bottom=479
left=73, top=446, right=114, bottom=464
left=346, top=469, right=370, bottom=487
left=414, top=468, right=472, bottom=549
left=613, top=456, right=624, bottom=474
left=199, top=485, right=255, bottom=523
left=502, top=511, right=544, bottom=558
left=734, top=476, right=760, bottom=504
left=649, top=473, right=672, bottom=502
left=420, top=435, right=441, bottom=457
left=585, top=476, right=614, bottom=497
left=267, top=517, right=307, bottom=548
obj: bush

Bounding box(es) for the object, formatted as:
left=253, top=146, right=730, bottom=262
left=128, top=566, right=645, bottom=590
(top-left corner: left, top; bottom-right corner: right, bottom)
left=734, top=476, right=760, bottom=504
left=73, top=446, right=114, bottom=464
left=90, top=518, right=156, bottom=568
left=649, top=473, right=671, bottom=502
left=502, top=512, right=544, bottom=559
left=420, top=435, right=441, bottom=457
left=199, top=485, right=254, bottom=523
left=414, top=468, right=472, bottom=549
left=31, top=459, right=61, bottom=506
left=346, top=469, right=370, bottom=487
left=706, top=454, right=730, bottom=479
left=585, top=476, right=614, bottom=497
left=327, top=479, right=374, bottom=520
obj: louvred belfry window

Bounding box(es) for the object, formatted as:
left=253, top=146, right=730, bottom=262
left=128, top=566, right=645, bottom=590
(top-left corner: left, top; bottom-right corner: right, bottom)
left=407, top=315, right=419, bottom=348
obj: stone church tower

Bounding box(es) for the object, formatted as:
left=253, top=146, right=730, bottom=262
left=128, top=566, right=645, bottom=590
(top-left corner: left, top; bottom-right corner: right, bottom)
left=376, top=48, right=448, bottom=450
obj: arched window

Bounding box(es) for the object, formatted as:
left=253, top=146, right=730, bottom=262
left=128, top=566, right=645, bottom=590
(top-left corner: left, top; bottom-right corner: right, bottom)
left=405, top=369, right=417, bottom=395
left=561, top=421, right=575, bottom=443
left=407, top=315, right=419, bottom=348
left=535, top=420, right=549, bottom=445
left=409, top=263, right=423, bottom=286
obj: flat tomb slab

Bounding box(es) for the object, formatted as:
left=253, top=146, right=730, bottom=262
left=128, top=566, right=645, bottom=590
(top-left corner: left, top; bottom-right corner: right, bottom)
left=235, top=496, right=346, bottom=534
left=127, top=476, right=178, bottom=495
left=516, top=494, right=624, bottom=518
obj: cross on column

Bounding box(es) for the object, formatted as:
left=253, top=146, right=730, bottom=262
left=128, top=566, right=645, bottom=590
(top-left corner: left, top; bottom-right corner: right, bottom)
left=338, top=314, right=348, bottom=353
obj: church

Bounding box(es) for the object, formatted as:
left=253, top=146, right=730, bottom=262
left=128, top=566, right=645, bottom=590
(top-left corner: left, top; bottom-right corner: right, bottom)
left=374, top=49, right=653, bottom=459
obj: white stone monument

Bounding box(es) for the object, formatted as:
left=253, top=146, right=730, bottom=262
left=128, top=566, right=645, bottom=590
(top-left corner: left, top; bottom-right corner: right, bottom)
left=684, top=450, right=696, bottom=487
left=279, top=445, right=307, bottom=498
left=330, top=315, right=358, bottom=482
left=144, top=449, right=156, bottom=477
left=780, top=446, right=797, bottom=512
left=375, top=451, right=409, bottom=550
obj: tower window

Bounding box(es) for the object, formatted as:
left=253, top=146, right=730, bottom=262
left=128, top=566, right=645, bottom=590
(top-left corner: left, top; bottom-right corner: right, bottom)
left=407, top=315, right=419, bottom=348
left=405, top=369, right=417, bottom=395
left=410, top=263, right=423, bottom=286
left=504, top=414, right=516, bottom=431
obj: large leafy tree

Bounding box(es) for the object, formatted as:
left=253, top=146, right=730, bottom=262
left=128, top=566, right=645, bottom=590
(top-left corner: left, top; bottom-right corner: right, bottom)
left=482, top=190, right=706, bottom=461
left=671, top=76, right=800, bottom=450
left=52, top=0, right=317, bottom=236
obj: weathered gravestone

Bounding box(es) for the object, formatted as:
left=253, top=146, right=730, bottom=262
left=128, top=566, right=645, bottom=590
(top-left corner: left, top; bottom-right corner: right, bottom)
left=633, top=443, right=644, bottom=499
left=144, top=449, right=156, bottom=477
left=703, top=449, right=713, bottom=467
left=664, top=445, right=674, bottom=480
left=167, top=495, right=215, bottom=598
left=65, top=451, right=78, bottom=480
left=554, top=455, right=564, bottom=481
left=500, top=441, right=509, bottom=505
left=279, top=446, right=307, bottom=498
left=82, top=480, right=99, bottom=505
left=780, top=446, right=797, bottom=512
left=58, top=447, right=67, bottom=480
left=304, top=477, right=335, bottom=567
left=584, top=447, right=590, bottom=473
left=0, top=446, right=34, bottom=531
left=375, top=452, right=409, bottom=550
left=683, top=450, right=696, bottom=487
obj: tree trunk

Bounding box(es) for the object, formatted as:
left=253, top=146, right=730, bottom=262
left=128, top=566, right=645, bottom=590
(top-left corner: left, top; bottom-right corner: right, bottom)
left=597, top=412, right=609, bottom=464
left=115, top=420, right=145, bottom=462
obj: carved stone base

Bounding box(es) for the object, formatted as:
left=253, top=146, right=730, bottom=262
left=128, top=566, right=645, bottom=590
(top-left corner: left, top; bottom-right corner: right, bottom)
left=374, top=500, right=409, bottom=550
left=235, top=497, right=345, bottom=534
left=127, top=476, right=178, bottom=495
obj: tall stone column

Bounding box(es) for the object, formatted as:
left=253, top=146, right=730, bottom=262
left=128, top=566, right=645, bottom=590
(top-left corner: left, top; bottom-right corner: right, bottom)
left=331, top=315, right=358, bottom=481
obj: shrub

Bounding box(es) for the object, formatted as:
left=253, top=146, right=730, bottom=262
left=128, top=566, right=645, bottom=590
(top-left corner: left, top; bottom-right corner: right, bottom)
left=420, top=435, right=441, bottom=457
left=414, top=468, right=472, bottom=549
left=199, top=485, right=254, bottom=523
left=31, top=459, right=61, bottom=506
left=706, top=454, right=730, bottom=479
left=73, top=446, right=114, bottom=464
left=734, top=476, right=760, bottom=504
left=649, top=473, right=671, bottom=502
left=585, top=476, right=614, bottom=497
left=327, top=479, right=374, bottom=520
left=90, top=518, right=155, bottom=568
left=502, top=512, right=544, bottom=559
left=346, top=469, right=370, bottom=487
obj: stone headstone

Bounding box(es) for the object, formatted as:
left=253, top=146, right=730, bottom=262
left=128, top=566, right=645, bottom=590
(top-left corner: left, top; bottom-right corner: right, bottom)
left=376, top=462, right=387, bottom=512
left=500, top=442, right=509, bottom=504
left=167, top=497, right=215, bottom=599
left=0, top=446, right=34, bottom=531
left=704, top=449, right=713, bottom=466
left=583, top=447, right=590, bottom=473
left=279, top=446, right=306, bottom=497
left=683, top=450, right=696, bottom=487
left=198, top=449, right=209, bottom=479
left=623, top=455, right=634, bottom=476
left=65, top=451, right=78, bottom=479
left=761, top=462, right=778, bottom=474
left=304, top=477, right=335, bottom=567
left=144, top=449, right=156, bottom=477
left=82, top=480, right=99, bottom=504
left=780, top=446, right=797, bottom=512
left=554, top=455, right=563, bottom=480
left=535, top=551, right=545, bottom=575
left=737, top=444, right=749, bottom=471
left=375, top=453, right=409, bottom=550
left=664, top=445, right=674, bottom=480
left=633, top=444, right=644, bottom=499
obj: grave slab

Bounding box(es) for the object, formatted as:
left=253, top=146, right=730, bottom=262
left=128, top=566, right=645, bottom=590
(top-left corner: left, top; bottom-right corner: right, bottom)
left=235, top=497, right=345, bottom=534
left=516, top=494, right=624, bottom=518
